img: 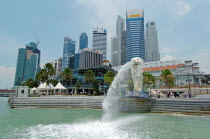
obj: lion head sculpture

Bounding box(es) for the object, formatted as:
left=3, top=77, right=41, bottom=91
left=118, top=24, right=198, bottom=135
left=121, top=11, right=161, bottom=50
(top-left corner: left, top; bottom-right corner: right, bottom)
left=131, top=57, right=144, bottom=70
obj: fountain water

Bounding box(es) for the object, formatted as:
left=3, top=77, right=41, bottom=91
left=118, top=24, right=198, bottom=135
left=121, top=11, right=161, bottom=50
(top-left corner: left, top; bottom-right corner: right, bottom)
left=102, top=57, right=152, bottom=120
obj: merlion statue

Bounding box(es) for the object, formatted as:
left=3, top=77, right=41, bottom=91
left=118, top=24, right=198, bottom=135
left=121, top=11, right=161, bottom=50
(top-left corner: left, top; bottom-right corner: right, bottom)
left=130, top=57, right=144, bottom=92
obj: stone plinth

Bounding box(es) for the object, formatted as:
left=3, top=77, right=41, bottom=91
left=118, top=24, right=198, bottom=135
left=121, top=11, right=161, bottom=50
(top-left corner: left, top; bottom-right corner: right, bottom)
left=118, top=98, right=155, bottom=113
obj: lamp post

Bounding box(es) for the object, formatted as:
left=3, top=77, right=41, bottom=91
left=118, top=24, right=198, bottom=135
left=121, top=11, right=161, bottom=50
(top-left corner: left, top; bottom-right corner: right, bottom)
left=205, top=75, right=208, bottom=94
left=16, top=78, right=21, bottom=97
left=187, top=73, right=191, bottom=98
left=193, top=73, right=196, bottom=94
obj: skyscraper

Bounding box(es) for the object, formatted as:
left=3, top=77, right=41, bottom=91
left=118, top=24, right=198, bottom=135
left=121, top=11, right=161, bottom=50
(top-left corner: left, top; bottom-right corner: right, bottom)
left=145, top=21, right=160, bottom=62
left=126, top=9, right=145, bottom=62
left=92, top=27, right=107, bottom=60
left=52, top=60, right=58, bottom=75
left=79, top=33, right=88, bottom=50
left=121, top=31, right=127, bottom=65
left=56, top=57, right=63, bottom=75
left=116, top=15, right=125, bottom=36
left=14, top=42, right=40, bottom=86
left=111, top=15, right=125, bottom=67
left=111, top=36, right=119, bottom=66
left=62, top=37, right=76, bottom=70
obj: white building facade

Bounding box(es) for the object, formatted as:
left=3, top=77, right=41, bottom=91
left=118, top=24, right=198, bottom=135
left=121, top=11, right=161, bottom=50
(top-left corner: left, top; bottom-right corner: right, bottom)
left=113, top=60, right=205, bottom=87
left=92, top=27, right=107, bottom=60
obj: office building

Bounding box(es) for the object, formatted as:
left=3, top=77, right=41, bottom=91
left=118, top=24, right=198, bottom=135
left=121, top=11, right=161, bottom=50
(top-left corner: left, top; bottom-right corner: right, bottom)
left=121, top=31, right=127, bottom=65
left=111, top=15, right=125, bottom=67
left=79, top=48, right=102, bottom=68
left=92, top=27, right=107, bottom=60
left=116, top=15, right=125, bottom=36
left=52, top=60, right=58, bottom=75
left=62, top=37, right=76, bottom=70
left=14, top=42, right=40, bottom=86
left=79, top=33, right=88, bottom=50
left=53, top=65, right=116, bottom=94
left=126, top=9, right=145, bottom=62
left=56, top=57, right=63, bottom=75
left=111, top=36, right=119, bottom=66
left=74, top=53, right=80, bottom=69
left=145, top=21, right=160, bottom=62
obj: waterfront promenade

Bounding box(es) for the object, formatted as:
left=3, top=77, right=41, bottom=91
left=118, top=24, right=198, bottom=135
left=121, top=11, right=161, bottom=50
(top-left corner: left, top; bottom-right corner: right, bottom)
left=9, top=96, right=210, bottom=115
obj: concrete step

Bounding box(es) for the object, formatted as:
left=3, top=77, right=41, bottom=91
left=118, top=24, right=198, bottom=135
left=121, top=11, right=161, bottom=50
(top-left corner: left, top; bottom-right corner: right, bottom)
left=152, top=108, right=210, bottom=114
left=152, top=106, right=210, bottom=111
left=153, top=104, right=210, bottom=107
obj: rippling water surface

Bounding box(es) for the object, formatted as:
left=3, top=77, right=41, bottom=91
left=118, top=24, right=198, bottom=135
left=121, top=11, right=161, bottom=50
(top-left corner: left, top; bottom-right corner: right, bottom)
left=0, top=97, right=210, bottom=139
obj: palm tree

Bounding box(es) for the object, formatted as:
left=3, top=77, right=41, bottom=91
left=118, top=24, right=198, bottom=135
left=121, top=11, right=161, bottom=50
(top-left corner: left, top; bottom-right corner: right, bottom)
left=104, top=71, right=115, bottom=86
left=92, top=79, right=99, bottom=95
left=36, top=63, right=54, bottom=83
left=61, top=68, right=73, bottom=94
left=44, top=63, right=54, bottom=76
left=160, top=69, right=175, bottom=90
left=143, top=72, right=156, bottom=89
left=21, top=78, right=39, bottom=88
left=84, top=70, right=95, bottom=95
left=75, top=81, right=82, bottom=95
left=36, top=69, right=48, bottom=82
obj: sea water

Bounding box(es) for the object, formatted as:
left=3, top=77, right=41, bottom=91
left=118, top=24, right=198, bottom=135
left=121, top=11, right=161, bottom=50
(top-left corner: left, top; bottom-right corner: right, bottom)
left=0, top=97, right=210, bottom=139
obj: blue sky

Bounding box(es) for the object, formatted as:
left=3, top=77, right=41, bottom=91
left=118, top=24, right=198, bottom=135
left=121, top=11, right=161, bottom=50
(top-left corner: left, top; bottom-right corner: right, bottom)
left=0, top=0, right=210, bottom=88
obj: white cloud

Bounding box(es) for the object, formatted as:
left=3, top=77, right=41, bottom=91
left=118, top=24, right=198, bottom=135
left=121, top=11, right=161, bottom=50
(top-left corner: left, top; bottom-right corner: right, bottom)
left=160, top=48, right=176, bottom=53
left=161, top=55, right=175, bottom=61
left=176, top=0, right=191, bottom=16
left=0, top=34, right=24, bottom=54
left=0, top=66, right=16, bottom=89
left=191, top=49, right=210, bottom=74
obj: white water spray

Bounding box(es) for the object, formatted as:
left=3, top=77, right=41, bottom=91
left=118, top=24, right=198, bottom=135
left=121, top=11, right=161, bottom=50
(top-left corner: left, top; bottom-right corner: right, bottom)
left=102, top=62, right=132, bottom=120
left=102, top=57, right=144, bottom=120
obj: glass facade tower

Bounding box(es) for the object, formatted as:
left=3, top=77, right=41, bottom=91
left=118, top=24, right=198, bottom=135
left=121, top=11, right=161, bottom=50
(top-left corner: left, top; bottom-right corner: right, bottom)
left=126, top=9, right=145, bottom=62
left=14, top=42, right=40, bottom=86
left=62, top=37, right=76, bottom=70
left=79, top=33, right=88, bottom=50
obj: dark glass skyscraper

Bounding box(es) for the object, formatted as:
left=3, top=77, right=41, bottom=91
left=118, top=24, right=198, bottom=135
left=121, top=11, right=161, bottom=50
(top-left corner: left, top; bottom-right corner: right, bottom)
left=79, top=33, right=88, bottom=50
left=14, top=42, right=40, bottom=86
left=62, top=37, right=76, bottom=70
left=126, top=9, right=145, bottom=62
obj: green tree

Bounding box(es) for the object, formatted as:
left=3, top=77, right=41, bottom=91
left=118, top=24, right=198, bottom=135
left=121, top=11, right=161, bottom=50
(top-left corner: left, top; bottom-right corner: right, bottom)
left=160, top=69, right=175, bottom=89
left=21, top=78, right=39, bottom=88
left=61, top=68, right=73, bottom=86
left=75, top=81, right=82, bottom=95
left=92, top=80, right=99, bottom=95
left=44, top=63, right=54, bottom=76
left=104, top=71, right=115, bottom=85
left=48, top=79, right=58, bottom=86
left=143, top=72, right=156, bottom=89
left=84, top=70, right=95, bottom=95
left=36, top=69, right=48, bottom=82
left=36, top=63, right=54, bottom=82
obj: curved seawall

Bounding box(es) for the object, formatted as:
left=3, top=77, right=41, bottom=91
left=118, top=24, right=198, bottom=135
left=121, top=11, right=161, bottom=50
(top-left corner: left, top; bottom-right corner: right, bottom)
left=9, top=96, right=210, bottom=115
left=10, top=96, right=104, bottom=109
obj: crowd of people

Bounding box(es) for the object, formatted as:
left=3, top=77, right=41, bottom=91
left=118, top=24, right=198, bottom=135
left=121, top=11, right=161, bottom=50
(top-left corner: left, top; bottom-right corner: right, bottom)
left=156, top=91, right=192, bottom=99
